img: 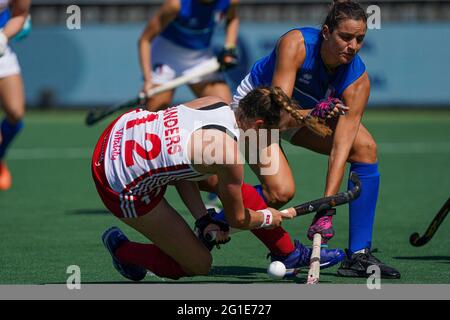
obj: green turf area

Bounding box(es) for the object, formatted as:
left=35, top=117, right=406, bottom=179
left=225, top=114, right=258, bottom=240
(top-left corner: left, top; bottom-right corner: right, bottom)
left=0, top=109, right=449, bottom=284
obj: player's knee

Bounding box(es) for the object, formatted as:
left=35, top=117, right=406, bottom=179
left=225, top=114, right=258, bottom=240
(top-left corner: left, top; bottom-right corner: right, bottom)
left=189, top=252, right=212, bottom=276
left=265, top=186, right=295, bottom=208
left=349, top=137, right=378, bottom=163
left=6, top=108, right=25, bottom=124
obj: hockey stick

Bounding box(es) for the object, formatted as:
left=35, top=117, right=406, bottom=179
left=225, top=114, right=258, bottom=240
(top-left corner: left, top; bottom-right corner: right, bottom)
left=85, top=57, right=221, bottom=126
left=280, top=172, right=361, bottom=217
left=409, top=197, right=450, bottom=247
left=307, top=233, right=322, bottom=284
left=205, top=172, right=361, bottom=241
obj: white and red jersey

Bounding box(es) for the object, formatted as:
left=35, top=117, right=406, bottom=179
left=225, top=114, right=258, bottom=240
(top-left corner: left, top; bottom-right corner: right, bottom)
left=103, top=102, right=239, bottom=197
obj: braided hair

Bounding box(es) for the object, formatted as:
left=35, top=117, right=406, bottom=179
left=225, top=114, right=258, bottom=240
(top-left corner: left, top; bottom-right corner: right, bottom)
left=238, top=87, right=332, bottom=137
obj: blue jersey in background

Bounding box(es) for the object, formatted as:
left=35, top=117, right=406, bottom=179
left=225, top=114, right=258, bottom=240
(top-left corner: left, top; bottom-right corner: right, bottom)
left=0, top=8, right=32, bottom=40
left=0, top=8, right=10, bottom=29
left=161, top=0, right=230, bottom=50
left=250, top=27, right=366, bottom=108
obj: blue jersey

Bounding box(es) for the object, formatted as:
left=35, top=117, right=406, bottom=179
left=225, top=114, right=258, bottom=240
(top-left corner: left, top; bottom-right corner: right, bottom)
left=0, top=8, right=10, bottom=29
left=0, top=8, right=32, bottom=41
left=250, top=28, right=366, bottom=108
left=160, top=0, right=230, bottom=50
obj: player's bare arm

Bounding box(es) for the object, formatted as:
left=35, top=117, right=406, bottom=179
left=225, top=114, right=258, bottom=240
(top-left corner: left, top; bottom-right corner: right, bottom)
left=217, top=165, right=294, bottom=230
left=174, top=179, right=230, bottom=243
left=174, top=180, right=208, bottom=220
left=324, top=72, right=370, bottom=196
left=2, top=0, right=30, bottom=39
left=216, top=135, right=293, bottom=229
left=272, top=30, right=306, bottom=98
left=138, top=0, right=180, bottom=91
left=224, top=0, right=240, bottom=48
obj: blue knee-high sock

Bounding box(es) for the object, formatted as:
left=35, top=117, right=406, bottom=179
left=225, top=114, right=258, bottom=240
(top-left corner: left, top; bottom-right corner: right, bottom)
left=213, top=185, right=268, bottom=223
left=348, top=162, right=380, bottom=255
left=0, top=118, right=24, bottom=159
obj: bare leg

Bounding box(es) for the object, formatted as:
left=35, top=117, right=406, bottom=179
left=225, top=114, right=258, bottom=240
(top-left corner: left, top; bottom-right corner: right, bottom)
left=120, top=198, right=212, bottom=276
left=189, top=81, right=232, bottom=103
left=249, top=142, right=296, bottom=209
left=0, top=74, right=25, bottom=189
left=0, top=74, right=25, bottom=124
left=291, top=122, right=380, bottom=255
left=290, top=122, right=377, bottom=164
left=145, top=89, right=176, bottom=112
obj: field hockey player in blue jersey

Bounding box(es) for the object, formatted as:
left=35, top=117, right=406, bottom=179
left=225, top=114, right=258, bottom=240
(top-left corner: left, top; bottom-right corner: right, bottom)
left=231, top=0, right=400, bottom=279
left=138, top=0, right=239, bottom=112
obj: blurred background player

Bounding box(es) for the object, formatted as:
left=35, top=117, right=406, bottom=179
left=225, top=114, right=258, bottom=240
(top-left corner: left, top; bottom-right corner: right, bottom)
left=0, top=0, right=31, bottom=191
left=95, top=89, right=344, bottom=281
left=231, top=0, right=400, bottom=278
left=138, top=0, right=239, bottom=112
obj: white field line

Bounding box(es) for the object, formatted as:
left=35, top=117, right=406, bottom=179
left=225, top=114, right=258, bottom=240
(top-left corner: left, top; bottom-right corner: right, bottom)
left=7, top=142, right=450, bottom=160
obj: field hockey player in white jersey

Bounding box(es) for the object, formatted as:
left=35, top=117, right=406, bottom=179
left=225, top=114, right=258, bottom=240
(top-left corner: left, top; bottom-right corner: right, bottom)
left=94, top=86, right=343, bottom=281
left=0, top=0, right=31, bottom=191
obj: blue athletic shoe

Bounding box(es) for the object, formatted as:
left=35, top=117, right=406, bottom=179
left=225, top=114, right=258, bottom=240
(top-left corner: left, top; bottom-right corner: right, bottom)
left=269, top=240, right=345, bottom=276
left=102, top=227, right=147, bottom=282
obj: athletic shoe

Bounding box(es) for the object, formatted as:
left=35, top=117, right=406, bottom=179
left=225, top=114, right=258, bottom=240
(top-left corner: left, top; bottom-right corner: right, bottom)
left=337, top=249, right=401, bottom=279
left=0, top=161, right=12, bottom=191
left=269, top=240, right=345, bottom=276
left=102, top=227, right=147, bottom=282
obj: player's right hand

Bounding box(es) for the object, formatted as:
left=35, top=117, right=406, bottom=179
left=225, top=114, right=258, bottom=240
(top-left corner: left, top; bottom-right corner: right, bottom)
left=140, top=80, right=154, bottom=100
left=265, top=207, right=295, bottom=228
left=218, top=46, right=239, bottom=71
left=0, top=32, right=8, bottom=57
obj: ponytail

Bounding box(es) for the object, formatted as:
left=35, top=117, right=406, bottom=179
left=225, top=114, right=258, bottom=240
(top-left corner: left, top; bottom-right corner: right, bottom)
left=239, top=87, right=332, bottom=137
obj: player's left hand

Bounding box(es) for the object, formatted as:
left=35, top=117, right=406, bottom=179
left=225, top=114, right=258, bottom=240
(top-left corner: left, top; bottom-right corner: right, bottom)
left=194, top=210, right=231, bottom=250
left=0, top=32, right=8, bottom=57
left=218, top=46, right=239, bottom=71
left=307, top=208, right=336, bottom=244
left=204, top=223, right=230, bottom=245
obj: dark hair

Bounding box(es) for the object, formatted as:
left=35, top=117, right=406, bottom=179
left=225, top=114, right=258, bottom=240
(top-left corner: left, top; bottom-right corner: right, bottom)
left=323, top=0, right=367, bottom=33
left=238, top=87, right=332, bottom=137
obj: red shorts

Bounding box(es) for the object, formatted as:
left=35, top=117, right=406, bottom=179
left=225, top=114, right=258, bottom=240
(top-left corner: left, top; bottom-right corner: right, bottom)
left=91, top=116, right=166, bottom=219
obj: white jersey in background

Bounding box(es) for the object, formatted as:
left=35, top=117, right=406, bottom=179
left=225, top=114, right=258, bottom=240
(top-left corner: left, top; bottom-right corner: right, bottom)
left=0, top=0, right=21, bottom=79
left=104, top=102, right=239, bottom=196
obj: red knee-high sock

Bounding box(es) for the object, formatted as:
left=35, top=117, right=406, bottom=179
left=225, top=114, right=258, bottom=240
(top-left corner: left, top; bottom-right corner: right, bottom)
left=115, top=242, right=187, bottom=280
left=241, top=183, right=295, bottom=256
